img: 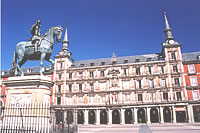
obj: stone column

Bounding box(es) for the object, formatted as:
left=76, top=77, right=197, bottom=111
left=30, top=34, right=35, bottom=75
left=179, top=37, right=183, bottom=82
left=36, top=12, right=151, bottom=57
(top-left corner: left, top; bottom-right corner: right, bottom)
left=121, top=108, right=125, bottom=125
left=52, top=110, right=56, bottom=131
left=84, top=110, right=88, bottom=125
left=64, top=111, right=67, bottom=127
left=108, top=109, right=112, bottom=125
left=172, top=106, right=176, bottom=123
left=160, top=107, right=164, bottom=123
left=147, top=107, right=151, bottom=124
left=73, top=110, right=78, bottom=125
left=188, top=105, right=194, bottom=123
left=96, top=110, right=100, bottom=125
left=134, top=108, right=138, bottom=124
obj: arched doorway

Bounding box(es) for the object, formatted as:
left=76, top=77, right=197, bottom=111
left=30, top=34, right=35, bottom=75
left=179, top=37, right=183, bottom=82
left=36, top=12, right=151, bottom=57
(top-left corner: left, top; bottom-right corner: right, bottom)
left=100, top=110, right=107, bottom=124
left=137, top=108, right=146, bottom=123
left=163, top=107, right=171, bottom=122
left=176, top=111, right=186, bottom=122
left=112, top=109, right=120, bottom=124
left=125, top=109, right=133, bottom=124
left=66, top=111, right=73, bottom=124
left=89, top=110, right=96, bottom=124
left=150, top=108, right=159, bottom=123
left=78, top=110, right=84, bottom=124
left=193, top=106, right=200, bottom=122
left=55, top=110, right=63, bottom=124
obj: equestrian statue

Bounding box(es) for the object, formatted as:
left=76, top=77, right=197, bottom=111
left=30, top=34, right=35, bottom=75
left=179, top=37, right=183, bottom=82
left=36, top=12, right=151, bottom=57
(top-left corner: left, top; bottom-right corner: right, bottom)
left=9, top=19, right=63, bottom=76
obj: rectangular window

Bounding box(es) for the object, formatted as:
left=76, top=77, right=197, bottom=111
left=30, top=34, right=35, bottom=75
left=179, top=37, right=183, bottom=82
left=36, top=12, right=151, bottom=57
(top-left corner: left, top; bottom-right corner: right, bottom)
left=57, top=97, right=61, bottom=105
left=148, top=66, right=152, bottom=74
left=138, top=94, right=143, bottom=102
left=60, top=62, right=63, bottom=69
left=190, top=77, right=198, bottom=86
left=139, top=80, right=142, bottom=89
left=176, top=92, right=182, bottom=101
left=123, top=69, right=127, bottom=76
left=100, top=71, right=105, bottom=77
left=171, top=53, right=176, bottom=60
left=174, top=78, right=180, bottom=87
left=58, top=85, right=61, bottom=93
left=188, top=64, right=196, bottom=73
left=193, top=90, right=199, bottom=100
left=79, top=84, right=82, bottom=92
left=148, top=79, right=154, bottom=88
left=68, top=84, right=72, bottom=92
left=161, top=66, right=165, bottom=74
left=59, top=74, right=62, bottom=80
left=163, top=93, right=168, bottom=101
left=173, top=65, right=178, bottom=72
left=161, top=79, right=166, bottom=87
left=79, top=72, right=83, bottom=78
left=69, top=73, right=72, bottom=79
left=136, top=67, right=140, bottom=75
left=90, top=71, right=94, bottom=78
left=90, top=83, right=94, bottom=92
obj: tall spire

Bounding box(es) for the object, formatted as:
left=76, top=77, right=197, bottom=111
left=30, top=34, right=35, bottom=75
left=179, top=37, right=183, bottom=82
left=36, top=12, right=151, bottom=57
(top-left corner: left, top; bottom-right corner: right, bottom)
left=62, top=24, right=69, bottom=51
left=163, top=10, right=174, bottom=41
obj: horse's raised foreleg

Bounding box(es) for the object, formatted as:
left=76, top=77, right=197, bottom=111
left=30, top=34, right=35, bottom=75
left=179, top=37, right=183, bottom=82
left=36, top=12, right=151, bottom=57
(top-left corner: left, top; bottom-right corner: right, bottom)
left=40, top=53, right=46, bottom=76
left=46, top=58, right=55, bottom=70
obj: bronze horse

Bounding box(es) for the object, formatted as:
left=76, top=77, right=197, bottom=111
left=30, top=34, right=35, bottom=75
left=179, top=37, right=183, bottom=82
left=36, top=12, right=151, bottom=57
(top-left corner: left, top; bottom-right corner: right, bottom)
left=10, top=26, right=63, bottom=76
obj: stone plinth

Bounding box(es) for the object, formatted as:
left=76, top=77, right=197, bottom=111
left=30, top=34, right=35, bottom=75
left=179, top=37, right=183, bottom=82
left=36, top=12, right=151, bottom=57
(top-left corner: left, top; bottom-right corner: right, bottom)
left=2, top=76, right=53, bottom=132
left=3, top=75, right=53, bottom=104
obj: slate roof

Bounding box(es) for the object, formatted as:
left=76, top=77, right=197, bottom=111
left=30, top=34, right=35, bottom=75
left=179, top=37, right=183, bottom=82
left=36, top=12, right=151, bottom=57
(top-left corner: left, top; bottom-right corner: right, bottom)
left=73, top=53, right=163, bottom=68
left=1, top=51, right=200, bottom=76
left=182, top=51, right=200, bottom=62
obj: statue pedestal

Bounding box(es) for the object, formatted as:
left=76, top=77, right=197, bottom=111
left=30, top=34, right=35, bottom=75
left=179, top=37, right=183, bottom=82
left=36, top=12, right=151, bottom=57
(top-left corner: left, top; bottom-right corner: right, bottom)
left=4, top=75, right=53, bottom=104
left=2, top=75, right=53, bottom=132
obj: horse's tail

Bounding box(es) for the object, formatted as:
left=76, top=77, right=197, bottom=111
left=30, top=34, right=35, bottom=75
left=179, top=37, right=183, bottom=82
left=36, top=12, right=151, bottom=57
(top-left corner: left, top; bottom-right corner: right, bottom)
left=9, top=50, right=17, bottom=75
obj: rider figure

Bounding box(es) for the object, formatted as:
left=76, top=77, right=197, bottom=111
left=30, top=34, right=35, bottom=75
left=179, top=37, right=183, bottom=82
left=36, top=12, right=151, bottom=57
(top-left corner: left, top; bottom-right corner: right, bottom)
left=30, top=19, right=42, bottom=53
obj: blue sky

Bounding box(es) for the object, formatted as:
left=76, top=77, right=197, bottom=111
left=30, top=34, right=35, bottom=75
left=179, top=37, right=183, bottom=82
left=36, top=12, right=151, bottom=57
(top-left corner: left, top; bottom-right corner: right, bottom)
left=1, top=0, right=200, bottom=70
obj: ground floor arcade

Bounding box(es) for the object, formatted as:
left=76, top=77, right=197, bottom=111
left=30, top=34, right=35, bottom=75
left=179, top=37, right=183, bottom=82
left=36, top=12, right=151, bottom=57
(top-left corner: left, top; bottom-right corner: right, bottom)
left=53, top=104, right=200, bottom=126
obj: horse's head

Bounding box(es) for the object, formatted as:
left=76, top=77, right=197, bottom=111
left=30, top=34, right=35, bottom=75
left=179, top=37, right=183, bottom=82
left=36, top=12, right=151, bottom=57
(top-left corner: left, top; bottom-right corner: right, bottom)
left=54, top=25, right=63, bottom=42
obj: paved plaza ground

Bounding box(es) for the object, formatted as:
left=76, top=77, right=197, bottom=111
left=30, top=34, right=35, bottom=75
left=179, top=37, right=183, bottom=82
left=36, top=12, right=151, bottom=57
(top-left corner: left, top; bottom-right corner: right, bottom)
left=78, top=123, right=200, bottom=133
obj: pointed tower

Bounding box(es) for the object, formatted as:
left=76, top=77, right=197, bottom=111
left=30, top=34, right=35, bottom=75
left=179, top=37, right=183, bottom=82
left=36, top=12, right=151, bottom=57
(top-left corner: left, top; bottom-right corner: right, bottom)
left=53, top=25, right=74, bottom=106
left=62, top=24, right=69, bottom=51
left=57, top=24, right=72, bottom=57
left=164, top=11, right=174, bottom=42
left=161, top=11, right=187, bottom=102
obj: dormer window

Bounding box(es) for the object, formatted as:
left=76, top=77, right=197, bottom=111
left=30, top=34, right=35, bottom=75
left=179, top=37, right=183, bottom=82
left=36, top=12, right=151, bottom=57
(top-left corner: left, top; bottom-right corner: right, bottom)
left=101, top=62, right=105, bottom=65
left=80, top=64, right=85, bottom=67
left=197, top=55, right=200, bottom=60
left=147, top=58, right=152, bottom=62
left=135, top=58, right=140, bottom=62
left=90, top=63, right=95, bottom=66
left=124, top=59, right=128, bottom=63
